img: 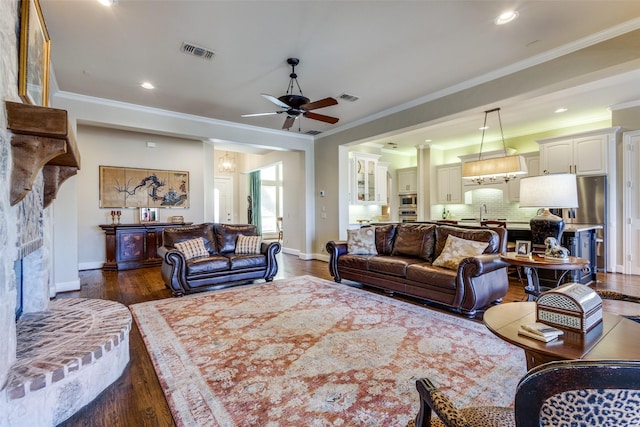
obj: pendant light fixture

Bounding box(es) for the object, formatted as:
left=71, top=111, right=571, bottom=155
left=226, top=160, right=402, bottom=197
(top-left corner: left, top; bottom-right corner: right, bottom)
left=461, top=107, right=528, bottom=184
left=218, top=152, right=236, bottom=173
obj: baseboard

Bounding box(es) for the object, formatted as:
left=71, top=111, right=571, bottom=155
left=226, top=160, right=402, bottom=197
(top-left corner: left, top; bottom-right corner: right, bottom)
left=56, top=279, right=80, bottom=293
left=297, top=252, right=314, bottom=260
left=280, top=247, right=327, bottom=262
left=314, top=253, right=330, bottom=262
left=281, top=247, right=299, bottom=256
left=79, top=261, right=103, bottom=271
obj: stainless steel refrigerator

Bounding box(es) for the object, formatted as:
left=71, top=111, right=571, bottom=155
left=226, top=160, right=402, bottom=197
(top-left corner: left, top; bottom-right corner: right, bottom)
left=561, top=175, right=607, bottom=270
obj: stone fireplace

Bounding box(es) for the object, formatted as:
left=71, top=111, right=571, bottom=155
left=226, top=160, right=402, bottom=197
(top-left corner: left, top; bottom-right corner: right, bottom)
left=0, top=102, right=132, bottom=426
left=0, top=104, right=133, bottom=426
left=1, top=5, right=131, bottom=423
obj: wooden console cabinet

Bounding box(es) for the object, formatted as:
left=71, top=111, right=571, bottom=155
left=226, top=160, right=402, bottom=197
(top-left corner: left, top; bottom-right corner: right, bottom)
left=99, top=223, right=191, bottom=271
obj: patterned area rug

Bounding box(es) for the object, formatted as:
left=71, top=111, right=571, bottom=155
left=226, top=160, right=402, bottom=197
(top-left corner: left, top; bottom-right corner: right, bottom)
left=130, top=275, right=526, bottom=426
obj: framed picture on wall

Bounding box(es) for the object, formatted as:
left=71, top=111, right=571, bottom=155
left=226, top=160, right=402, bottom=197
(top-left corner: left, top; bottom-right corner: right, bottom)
left=99, top=166, right=189, bottom=208
left=140, top=208, right=159, bottom=223
left=18, top=0, right=51, bottom=106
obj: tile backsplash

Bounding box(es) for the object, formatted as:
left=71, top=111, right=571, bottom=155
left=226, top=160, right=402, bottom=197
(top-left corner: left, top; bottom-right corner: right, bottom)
left=433, top=187, right=539, bottom=222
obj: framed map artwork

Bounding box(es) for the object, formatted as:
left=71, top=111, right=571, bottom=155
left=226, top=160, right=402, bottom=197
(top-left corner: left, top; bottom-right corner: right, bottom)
left=99, top=166, right=189, bottom=208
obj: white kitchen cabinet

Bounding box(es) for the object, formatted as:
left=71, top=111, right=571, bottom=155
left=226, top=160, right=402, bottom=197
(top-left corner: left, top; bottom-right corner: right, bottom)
left=350, top=152, right=381, bottom=205
left=507, top=153, right=540, bottom=202
left=397, top=167, right=417, bottom=194
left=436, top=164, right=462, bottom=204
left=376, top=162, right=389, bottom=204
left=538, top=128, right=620, bottom=176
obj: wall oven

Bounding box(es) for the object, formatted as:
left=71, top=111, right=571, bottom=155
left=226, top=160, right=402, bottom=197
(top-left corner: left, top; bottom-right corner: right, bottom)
left=399, top=194, right=417, bottom=208
left=399, top=208, right=417, bottom=223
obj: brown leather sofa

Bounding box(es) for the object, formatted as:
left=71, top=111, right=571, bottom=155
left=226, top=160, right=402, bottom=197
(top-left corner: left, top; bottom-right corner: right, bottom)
left=326, top=223, right=509, bottom=317
left=158, top=223, right=281, bottom=296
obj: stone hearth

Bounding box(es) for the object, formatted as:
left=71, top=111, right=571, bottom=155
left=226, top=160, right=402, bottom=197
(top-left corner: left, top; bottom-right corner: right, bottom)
left=0, top=298, right=131, bottom=426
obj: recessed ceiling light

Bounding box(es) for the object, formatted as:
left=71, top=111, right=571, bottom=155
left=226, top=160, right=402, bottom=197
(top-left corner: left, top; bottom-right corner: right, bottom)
left=555, top=107, right=568, bottom=113
left=424, top=139, right=432, bottom=143
left=97, top=0, right=117, bottom=6
left=141, top=82, right=155, bottom=90
left=479, top=126, right=489, bottom=130
left=495, top=10, right=519, bottom=25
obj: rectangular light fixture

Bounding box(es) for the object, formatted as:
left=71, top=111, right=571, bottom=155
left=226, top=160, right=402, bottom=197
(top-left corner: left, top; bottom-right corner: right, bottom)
left=461, top=107, right=528, bottom=184
left=462, top=155, right=528, bottom=183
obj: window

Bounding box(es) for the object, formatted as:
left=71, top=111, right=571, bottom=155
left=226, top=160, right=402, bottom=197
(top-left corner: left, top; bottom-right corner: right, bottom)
left=260, top=163, right=283, bottom=234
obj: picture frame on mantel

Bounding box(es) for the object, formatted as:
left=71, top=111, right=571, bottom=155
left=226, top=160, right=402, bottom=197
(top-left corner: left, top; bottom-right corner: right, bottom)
left=19, top=0, right=51, bottom=107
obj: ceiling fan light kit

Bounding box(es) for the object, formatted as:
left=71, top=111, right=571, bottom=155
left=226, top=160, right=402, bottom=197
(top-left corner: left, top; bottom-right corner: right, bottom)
left=242, top=58, right=339, bottom=130
left=462, top=107, right=528, bottom=184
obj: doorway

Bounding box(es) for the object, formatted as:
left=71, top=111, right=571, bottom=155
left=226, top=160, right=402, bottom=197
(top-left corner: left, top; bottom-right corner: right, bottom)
left=624, top=130, right=640, bottom=275
left=214, top=176, right=234, bottom=224
left=259, top=162, right=283, bottom=239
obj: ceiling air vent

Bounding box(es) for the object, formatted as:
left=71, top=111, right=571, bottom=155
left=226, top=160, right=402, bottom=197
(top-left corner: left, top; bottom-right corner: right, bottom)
left=180, top=42, right=215, bottom=60
left=339, top=93, right=359, bottom=102
left=305, top=130, right=322, bottom=135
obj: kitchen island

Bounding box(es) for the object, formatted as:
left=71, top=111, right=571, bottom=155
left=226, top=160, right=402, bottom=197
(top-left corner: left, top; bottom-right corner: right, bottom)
left=431, top=220, right=602, bottom=286
left=459, top=221, right=603, bottom=286
left=504, top=222, right=601, bottom=286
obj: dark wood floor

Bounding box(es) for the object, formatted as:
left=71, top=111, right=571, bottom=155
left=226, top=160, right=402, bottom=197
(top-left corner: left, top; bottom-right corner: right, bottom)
left=57, top=254, right=640, bottom=427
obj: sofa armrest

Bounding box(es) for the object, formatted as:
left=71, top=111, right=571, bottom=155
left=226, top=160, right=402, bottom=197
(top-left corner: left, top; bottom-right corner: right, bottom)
left=456, top=254, right=510, bottom=317
left=161, top=248, right=189, bottom=296
left=261, top=240, right=282, bottom=281
left=458, top=254, right=509, bottom=277
left=326, top=240, right=348, bottom=282
left=157, top=245, right=170, bottom=259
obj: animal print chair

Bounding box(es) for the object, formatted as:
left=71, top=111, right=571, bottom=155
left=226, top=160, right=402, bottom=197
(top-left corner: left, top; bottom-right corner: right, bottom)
left=408, top=359, right=640, bottom=427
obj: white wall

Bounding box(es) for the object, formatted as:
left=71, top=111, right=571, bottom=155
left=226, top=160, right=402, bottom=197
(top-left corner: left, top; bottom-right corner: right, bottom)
left=53, top=177, right=79, bottom=291
left=76, top=126, right=207, bottom=269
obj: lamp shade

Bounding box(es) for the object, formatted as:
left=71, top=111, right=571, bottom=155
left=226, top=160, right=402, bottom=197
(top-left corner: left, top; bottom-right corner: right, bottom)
left=519, top=173, right=578, bottom=208
left=461, top=155, right=528, bottom=181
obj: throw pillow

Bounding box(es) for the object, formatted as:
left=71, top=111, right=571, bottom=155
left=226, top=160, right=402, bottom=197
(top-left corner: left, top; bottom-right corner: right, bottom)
left=391, top=223, right=436, bottom=261
left=347, top=227, right=378, bottom=255
left=235, top=235, right=262, bottom=254
left=432, top=234, right=489, bottom=270
left=174, top=237, right=209, bottom=260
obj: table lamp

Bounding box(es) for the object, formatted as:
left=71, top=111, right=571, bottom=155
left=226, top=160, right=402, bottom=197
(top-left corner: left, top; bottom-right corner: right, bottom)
left=519, top=174, right=578, bottom=256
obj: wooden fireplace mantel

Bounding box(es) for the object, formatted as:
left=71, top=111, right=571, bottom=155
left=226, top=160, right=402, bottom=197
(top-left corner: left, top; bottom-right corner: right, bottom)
left=6, top=101, right=80, bottom=207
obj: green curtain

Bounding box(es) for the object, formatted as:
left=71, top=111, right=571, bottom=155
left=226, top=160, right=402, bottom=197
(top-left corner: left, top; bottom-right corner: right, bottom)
left=249, top=170, right=261, bottom=234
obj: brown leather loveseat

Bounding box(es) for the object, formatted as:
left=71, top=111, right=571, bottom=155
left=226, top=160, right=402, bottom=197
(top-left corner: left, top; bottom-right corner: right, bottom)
left=326, top=223, right=509, bottom=317
left=159, top=223, right=281, bottom=296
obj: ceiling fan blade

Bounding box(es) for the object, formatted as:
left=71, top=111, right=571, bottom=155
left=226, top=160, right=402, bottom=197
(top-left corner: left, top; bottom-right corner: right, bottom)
left=282, top=116, right=296, bottom=129
left=301, top=97, right=338, bottom=111
left=304, top=111, right=339, bottom=124
left=242, top=111, right=281, bottom=117
left=261, top=93, right=290, bottom=109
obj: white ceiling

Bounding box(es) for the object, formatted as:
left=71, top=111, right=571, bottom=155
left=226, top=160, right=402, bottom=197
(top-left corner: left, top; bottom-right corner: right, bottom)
left=39, top=1, right=640, bottom=153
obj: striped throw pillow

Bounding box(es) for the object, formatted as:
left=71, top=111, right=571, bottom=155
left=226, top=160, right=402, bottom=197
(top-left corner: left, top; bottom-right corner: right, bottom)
left=174, top=237, right=209, bottom=260
left=235, top=235, right=262, bottom=254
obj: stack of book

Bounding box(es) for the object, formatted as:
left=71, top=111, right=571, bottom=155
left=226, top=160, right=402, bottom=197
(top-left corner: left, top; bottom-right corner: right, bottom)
left=518, top=322, right=564, bottom=342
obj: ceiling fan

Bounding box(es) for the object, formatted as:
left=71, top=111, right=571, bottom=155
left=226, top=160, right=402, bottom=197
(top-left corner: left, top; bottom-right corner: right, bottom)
left=242, top=58, right=339, bottom=130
